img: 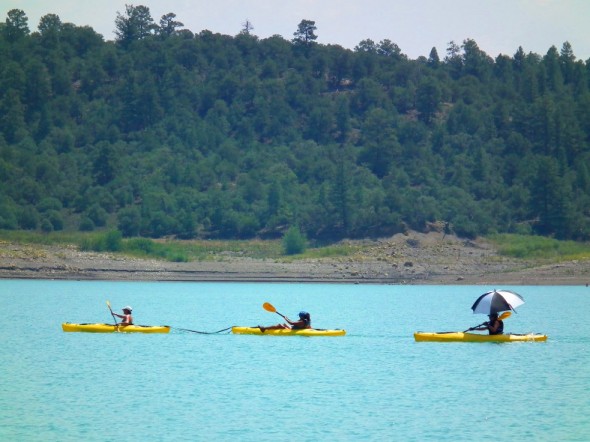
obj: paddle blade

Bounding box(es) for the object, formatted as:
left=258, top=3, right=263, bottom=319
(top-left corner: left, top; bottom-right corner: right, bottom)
left=499, top=311, right=511, bottom=320
left=106, top=300, right=111, bottom=309
left=263, top=302, right=276, bottom=313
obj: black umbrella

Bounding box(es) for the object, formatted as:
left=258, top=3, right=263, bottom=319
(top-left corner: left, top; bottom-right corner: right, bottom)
left=471, top=289, right=525, bottom=315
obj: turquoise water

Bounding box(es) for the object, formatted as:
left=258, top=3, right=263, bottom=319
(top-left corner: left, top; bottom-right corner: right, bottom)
left=1, top=280, right=589, bottom=441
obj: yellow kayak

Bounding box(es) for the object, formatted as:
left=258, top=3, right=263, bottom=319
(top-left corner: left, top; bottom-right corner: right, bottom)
left=232, top=326, right=346, bottom=336
left=62, top=323, right=170, bottom=333
left=414, top=331, right=547, bottom=342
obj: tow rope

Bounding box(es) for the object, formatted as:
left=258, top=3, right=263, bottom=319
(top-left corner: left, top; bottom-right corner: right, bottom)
left=172, top=326, right=233, bottom=335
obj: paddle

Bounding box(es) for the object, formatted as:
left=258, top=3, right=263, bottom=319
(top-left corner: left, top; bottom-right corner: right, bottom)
left=464, top=311, right=511, bottom=332
left=106, top=300, right=118, bottom=326
left=263, top=302, right=287, bottom=320
left=500, top=311, right=511, bottom=321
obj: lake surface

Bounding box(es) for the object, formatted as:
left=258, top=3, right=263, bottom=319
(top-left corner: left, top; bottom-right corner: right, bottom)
left=1, top=280, right=588, bottom=441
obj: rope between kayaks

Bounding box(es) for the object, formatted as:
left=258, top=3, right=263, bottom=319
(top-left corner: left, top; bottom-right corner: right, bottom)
left=172, top=326, right=233, bottom=335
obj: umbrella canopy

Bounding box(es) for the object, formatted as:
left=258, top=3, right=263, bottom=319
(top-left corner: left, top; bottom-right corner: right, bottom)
left=471, top=289, right=525, bottom=315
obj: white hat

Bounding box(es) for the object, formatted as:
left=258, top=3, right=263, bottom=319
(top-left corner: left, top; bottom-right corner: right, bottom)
left=123, top=306, right=132, bottom=312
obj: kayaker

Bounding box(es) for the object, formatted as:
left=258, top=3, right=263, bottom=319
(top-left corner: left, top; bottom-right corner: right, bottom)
left=259, top=311, right=311, bottom=332
left=113, top=306, right=133, bottom=325
left=474, top=313, right=504, bottom=335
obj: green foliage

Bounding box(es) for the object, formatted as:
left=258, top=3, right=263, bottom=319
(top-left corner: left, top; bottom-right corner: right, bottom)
left=416, top=78, right=442, bottom=124
left=105, top=230, right=122, bottom=251
left=292, top=20, right=317, bottom=46
left=0, top=229, right=364, bottom=264
left=80, top=230, right=122, bottom=252
left=117, top=207, right=141, bottom=237
left=38, top=197, right=63, bottom=213
left=125, top=237, right=156, bottom=254
left=0, top=230, right=89, bottom=246
left=40, top=218, right=53, bottom=232
left=44, top=210, right=64, bottom=231
left=4, top=9, right=30, bottom=41
left=0, top=198, right=18, bottom=229
left=489, top=233, right=590, bottom=260
left=18, top=206, right=39, bottom=230
left=79, top=217, right=95, bottom=231
left=0, top=9, right=589, bottom=245
left=87, top=204, right=108, bottom=227
left=282, top=226, right=307, bottom=255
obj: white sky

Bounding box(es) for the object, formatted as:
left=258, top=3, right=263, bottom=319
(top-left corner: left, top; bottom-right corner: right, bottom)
left=3, top=0, right=590, bottom=61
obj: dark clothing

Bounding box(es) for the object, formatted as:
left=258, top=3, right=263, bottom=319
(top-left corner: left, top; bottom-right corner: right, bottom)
left=290, top=318, right=311, bottom=330
left=488, top=319, right=504, bottom=335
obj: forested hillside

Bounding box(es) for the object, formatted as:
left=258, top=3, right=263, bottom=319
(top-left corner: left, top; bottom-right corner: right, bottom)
left=1, top=6, right=590, bottom=242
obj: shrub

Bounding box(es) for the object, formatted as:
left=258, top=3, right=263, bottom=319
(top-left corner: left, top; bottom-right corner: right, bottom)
left=87, top=204, right=108, bottom=227
left=79, top=217, right=95, bottom=231
left=282, top=226, right=307, bottom=255
left=80, top=230, right=122, bottom=252
left=125, top=238, right=156, bottom=254
left=168, top=252, right=189, bottom=262
left=19, top=206, right=39, bottom=230
left=40, top=218, right=54, bottom=232
left=45, top=210, right=64, bottom=231
left=37, top=197, right=63, bottom=213
left=117, top=206, right=141, bottom=237
left=104, top=230, right=122, bottom=251
left=0, top=207, right=18, bottom=229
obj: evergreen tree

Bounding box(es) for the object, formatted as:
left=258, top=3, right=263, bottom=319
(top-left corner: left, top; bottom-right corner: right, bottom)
left=115, top=4, right=155, bottom=47
left=282, top=225, right=307, bottom=255
left=416, top=78, right=441, bottom=124
left=158, top=13, right=183, bottom=38
left=4, top=9, right=29, bottom=42
left=292, top=20, right=317, bottom=46
left=427, top=47, right=440, bottom=68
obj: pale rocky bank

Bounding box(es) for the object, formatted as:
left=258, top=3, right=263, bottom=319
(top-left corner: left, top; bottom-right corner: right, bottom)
left=1, top=232, right=589, bottom=285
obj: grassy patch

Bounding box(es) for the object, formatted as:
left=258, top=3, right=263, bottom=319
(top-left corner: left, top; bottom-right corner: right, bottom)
left=0, top=230, right=363, bottom=262
left=0, top=230, right=91, bottom=246
left=297, top=243, right=362, bottom=260
left=487, top=234, right=590, bottom=261
left=0, top=230, right=285, bottom=261
left=119, top=238, right=359, bottom=262
left=4, top=230, right=590, bottom=264
left=121, top=238, right=284, bottom=262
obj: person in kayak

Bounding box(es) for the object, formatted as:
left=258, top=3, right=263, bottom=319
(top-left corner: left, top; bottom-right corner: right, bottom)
left=474, top=313, right=504, bottom=335
left=113, top=306, right=133, bottom=325
left=258, top=311, right=311, bottom=332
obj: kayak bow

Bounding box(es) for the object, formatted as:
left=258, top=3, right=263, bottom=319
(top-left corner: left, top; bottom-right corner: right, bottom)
left=414, top=331, right=547, bottom=342
left=62, top=323, right=170, bottom=333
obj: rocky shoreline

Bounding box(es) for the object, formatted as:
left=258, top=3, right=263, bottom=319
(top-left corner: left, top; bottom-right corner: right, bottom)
left=1, top=232, right=589, bottom=285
